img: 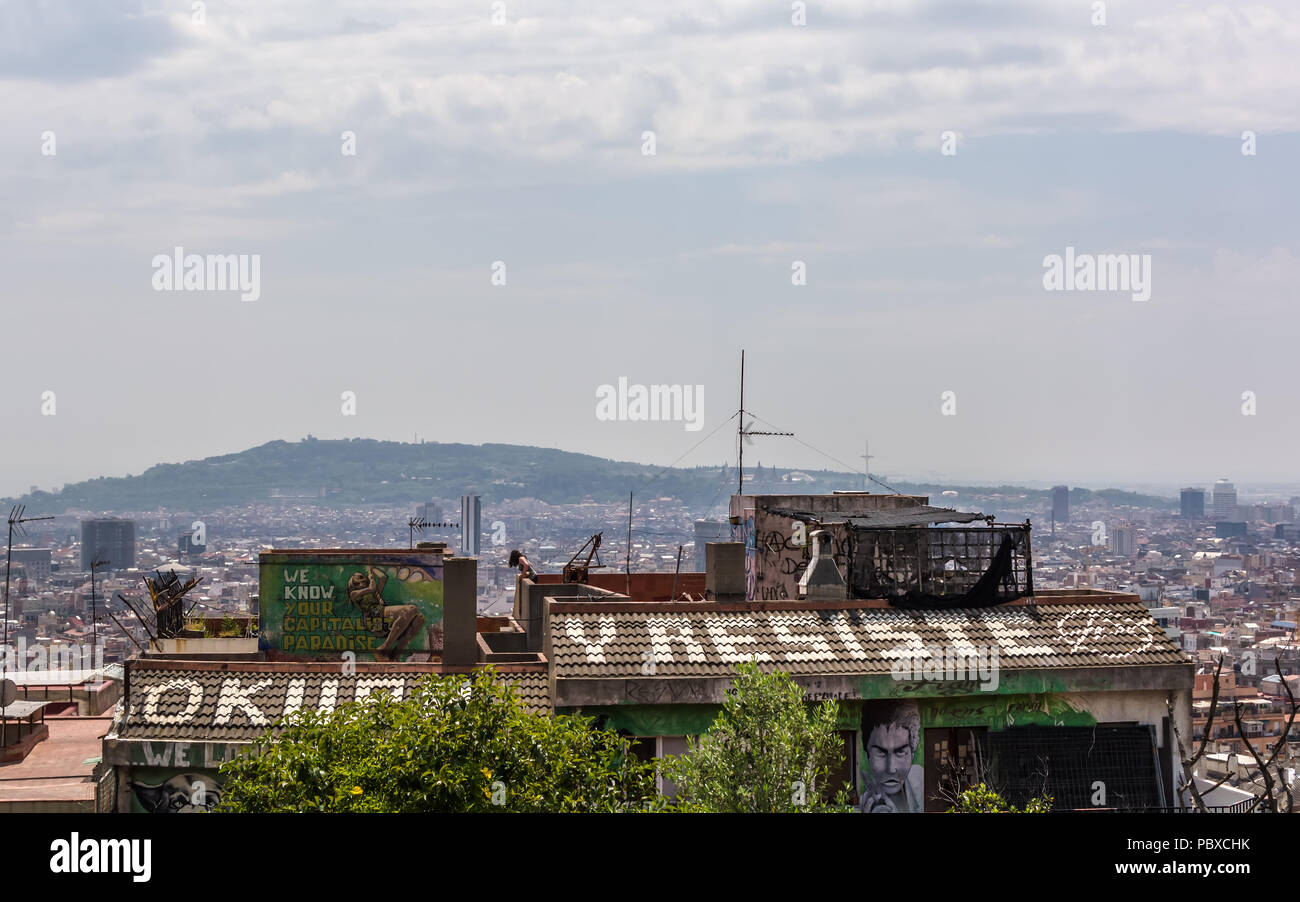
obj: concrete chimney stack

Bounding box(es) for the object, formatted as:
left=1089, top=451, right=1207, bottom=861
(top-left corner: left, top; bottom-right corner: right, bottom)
left=443, top=556, right=478, bottom=666
left=706, top=542, right=746, bottom=601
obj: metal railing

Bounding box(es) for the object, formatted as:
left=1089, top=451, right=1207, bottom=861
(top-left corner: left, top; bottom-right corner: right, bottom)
left=1129, top=799, right=1260, bottom=813
left=847, top=524, right=1032, bottom=603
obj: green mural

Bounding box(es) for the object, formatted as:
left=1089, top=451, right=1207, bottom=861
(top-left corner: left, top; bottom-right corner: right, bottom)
left=856, top=670, right=1113, bottom=700
left=921, top=694, right=1096, bottom=730
left=127, top=741, right=239, bottom=769
left=582, top=691, right=1098, bottom=815
left=260, top=551, right=444, bottom=661
left=574, top=705, right=721, bottom=737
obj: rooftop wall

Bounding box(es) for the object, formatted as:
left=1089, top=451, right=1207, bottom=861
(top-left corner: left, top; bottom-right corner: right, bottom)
left=258, top=549, right=445, bottom=662
left=535, top=572, right=708, bottom=600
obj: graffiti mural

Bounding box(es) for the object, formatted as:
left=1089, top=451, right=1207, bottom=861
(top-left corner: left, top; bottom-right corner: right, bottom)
left=733, top=505, right=852, bottom=601
left=858, top=700, right=924, bottom=813
left=130, top=771, right=222, bottom=813
left=739, top=516, right=756, bottom=600
left=921, top=694, right=1095, bottom=730
left=260, top=551, right=444, bottom=661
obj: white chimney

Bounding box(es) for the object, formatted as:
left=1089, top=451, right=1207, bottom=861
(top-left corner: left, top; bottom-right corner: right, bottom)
left=798, top=530, right=846, bottom=601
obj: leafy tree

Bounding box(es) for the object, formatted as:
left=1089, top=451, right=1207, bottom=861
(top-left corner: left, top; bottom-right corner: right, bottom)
left=216, top=668, right=661, bottom=812
left=662, top=662, right=848, bottom=812
left=948, top=783, right=1053, bottom=813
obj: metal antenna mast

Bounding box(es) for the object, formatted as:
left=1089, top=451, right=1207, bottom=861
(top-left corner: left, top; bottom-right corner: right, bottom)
left=89, top=557, right=108, bottom=659
left=4, top=506, right=54, bottom=682
left=736, top=349, right=793, bottom=493
left=407, top=516, right=459, bottom=549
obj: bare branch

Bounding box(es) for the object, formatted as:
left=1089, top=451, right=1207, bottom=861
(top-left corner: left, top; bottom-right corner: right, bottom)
left=1170, top=657, right=1227, bottom=812
left=1233, top=698, right=1275, bottom=812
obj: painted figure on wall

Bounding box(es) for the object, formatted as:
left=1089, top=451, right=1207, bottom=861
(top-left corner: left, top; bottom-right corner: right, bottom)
left=347, top=567, right=425, bottom=661
left=739, top=516, right=756, bottom=601
left=131, top=773, right=222, bottom=813
left=860, top=700, right=924, bottom=813
left=261, top=553, right=444, bottom=661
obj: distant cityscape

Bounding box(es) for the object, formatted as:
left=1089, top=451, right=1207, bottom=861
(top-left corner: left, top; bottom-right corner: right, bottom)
left=4, top=441, right=1300, bottom=814
left=9, top=460, right=1300, bottom=684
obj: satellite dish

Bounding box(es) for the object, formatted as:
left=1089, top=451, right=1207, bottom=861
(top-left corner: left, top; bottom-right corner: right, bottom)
left=0, top=679, right=16, bottom=708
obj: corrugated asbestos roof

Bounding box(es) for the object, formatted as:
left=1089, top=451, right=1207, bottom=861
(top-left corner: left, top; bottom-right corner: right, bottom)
left=115, top=669, right=550, bottom=741
left=550, top=601, right=1187, bottom=679
left=766, top=505, right=988, bottom=528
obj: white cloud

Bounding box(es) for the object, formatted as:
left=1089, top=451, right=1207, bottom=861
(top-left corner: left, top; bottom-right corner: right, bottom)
left=5, top=1, right=1300, bottom=181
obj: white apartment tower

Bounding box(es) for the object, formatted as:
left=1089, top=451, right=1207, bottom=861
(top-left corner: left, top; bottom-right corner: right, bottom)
left=460, top=494, right=481, bottom=556
left=1212, top=479, right=1237, bottom=521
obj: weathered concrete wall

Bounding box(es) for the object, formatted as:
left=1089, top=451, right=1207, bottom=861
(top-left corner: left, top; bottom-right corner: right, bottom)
left=443, top=557, right=477, bottom=666
left=728, top=493, right=929, bottom=602
left=554, top=664, right=1193, bottom=709
left=534, top=572, right=708, bottom=600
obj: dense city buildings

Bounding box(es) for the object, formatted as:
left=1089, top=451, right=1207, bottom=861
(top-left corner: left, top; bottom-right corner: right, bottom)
left=10, top=548, right=52, bottom=582
left=691, top=519, right=730, bottom=570
left=95, top=491, right=1195, bottom=814
left=177, top=531, right=205, bottom=559
left=1110, top=526, right=1137, bottom=557
left=4, top=463, right=1300, bottom=814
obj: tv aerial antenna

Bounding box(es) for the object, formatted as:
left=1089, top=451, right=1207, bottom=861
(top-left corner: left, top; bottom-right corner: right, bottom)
left=408, top=516, right=460, bottom=549
left=736, top=350, right=794, bottom=493
left=4, top=505, right=54, bottom=688
left=88, top=557, right=109, bottom=662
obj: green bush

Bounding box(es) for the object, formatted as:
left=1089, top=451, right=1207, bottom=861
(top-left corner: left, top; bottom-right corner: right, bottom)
left=662, top=662, right=848, bottom=812
left=215, top=668, right=661, bottom=812
left=948, top=782, right=1053, bottom=813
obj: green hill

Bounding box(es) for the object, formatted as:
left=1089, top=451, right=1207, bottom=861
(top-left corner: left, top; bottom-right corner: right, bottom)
left=4, top=437, right=1177, bottom=514
left=9, top=438, right=743, bottom=512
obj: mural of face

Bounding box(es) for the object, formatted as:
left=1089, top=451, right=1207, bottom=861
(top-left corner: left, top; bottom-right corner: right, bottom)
left=860, top=700, right=922, bottom=813
left=865, top=724, right=914, bottom=808
left=131, top=774, right=222, bottom=813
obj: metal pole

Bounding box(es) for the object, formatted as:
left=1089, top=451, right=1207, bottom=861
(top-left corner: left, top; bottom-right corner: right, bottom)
left=1023, top=520, right=1034, bottom=597
left=4, top=509, right=53, bottom=684
left=738, top=350, right=744, bottom=494
left=626, top=492, right=633, bottom=596
left=671, top=545, right=683, bottom=601
left=115, top=592, right=157, bottom=643
left=105, top=607, right=145, bottom=653
left=2, top=519, right=11, bottom=682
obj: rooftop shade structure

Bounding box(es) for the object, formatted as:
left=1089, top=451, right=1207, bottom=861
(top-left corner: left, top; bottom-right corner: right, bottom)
left=765, top=506, right=990, bottom=529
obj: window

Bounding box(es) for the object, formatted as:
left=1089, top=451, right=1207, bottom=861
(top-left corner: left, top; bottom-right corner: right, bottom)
left=657, top=736, right=689, bottom=799
left=825, top=730, right=856, bottom=805
left=627, top=736, right=656, bottom=764
left=924, top=727, right=989, bottom=812
left=982, top=724, right=1164, bottom=810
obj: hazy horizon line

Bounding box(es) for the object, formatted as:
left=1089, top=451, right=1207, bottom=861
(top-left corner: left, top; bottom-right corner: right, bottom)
left=7, top=434, right=1295, bottom=504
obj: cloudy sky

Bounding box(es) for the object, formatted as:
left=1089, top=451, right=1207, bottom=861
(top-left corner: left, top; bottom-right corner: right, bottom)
left=2, top=0, right=1298, bottom=498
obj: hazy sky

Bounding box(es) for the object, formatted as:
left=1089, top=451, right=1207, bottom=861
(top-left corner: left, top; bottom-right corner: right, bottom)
left=2, top=0, right=1298, bottom=498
